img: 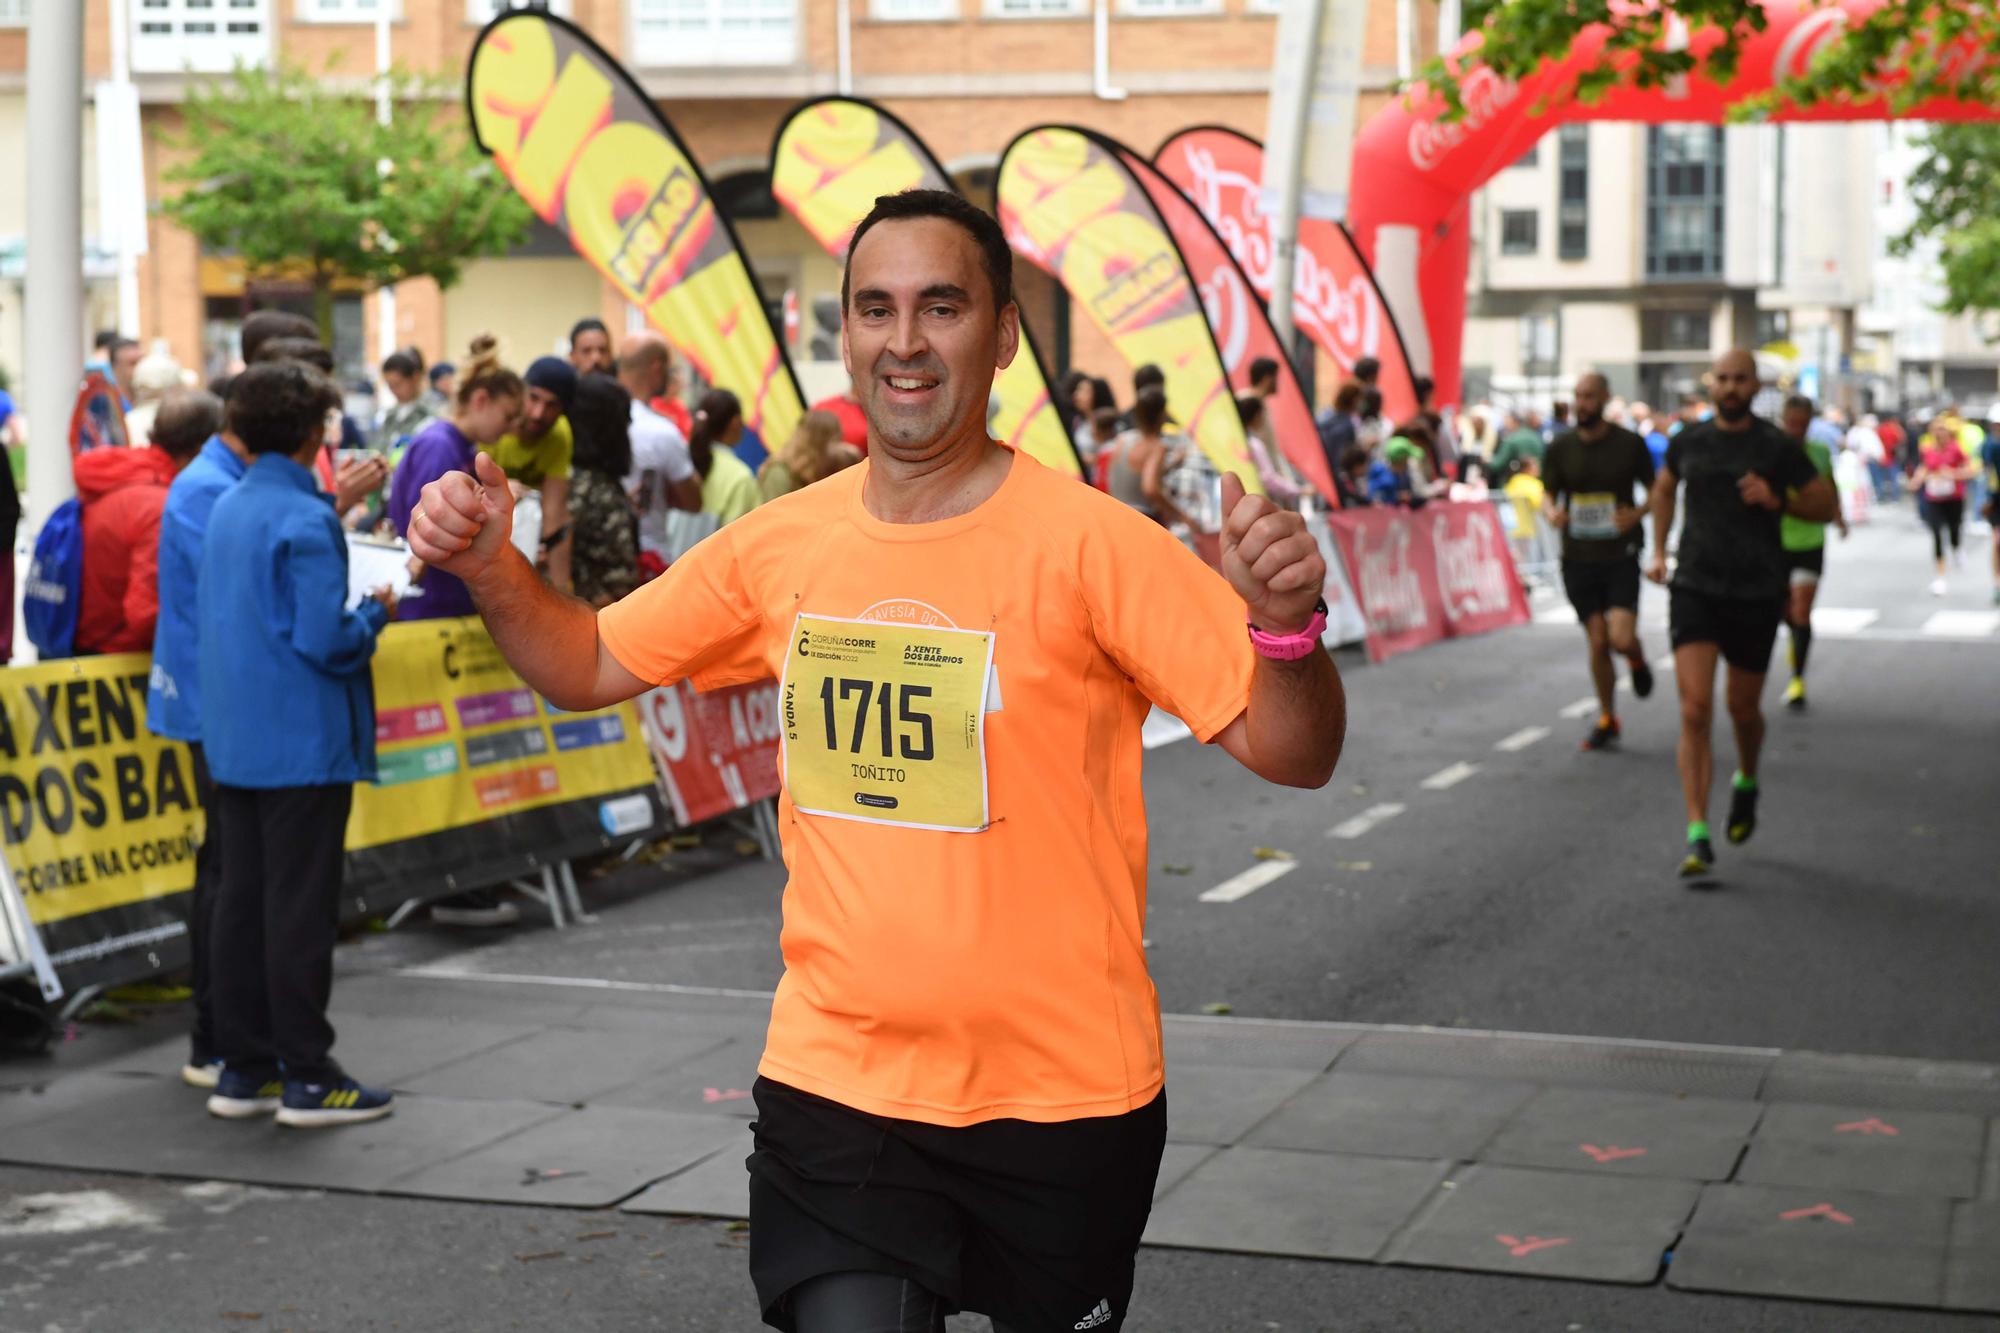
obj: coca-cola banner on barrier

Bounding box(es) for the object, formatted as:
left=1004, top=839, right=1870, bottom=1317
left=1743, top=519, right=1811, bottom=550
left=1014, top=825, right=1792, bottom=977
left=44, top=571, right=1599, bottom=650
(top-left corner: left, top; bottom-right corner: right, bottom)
left=637, top=680, right=782, bottom=827
left=1303, top=514, right=1373, bottom=650
left=1428, top=501, right=1531, bottom=639
left=1155, top=126, right=1420, bottom=426
left=1322, top=502, right=1527, bottom=662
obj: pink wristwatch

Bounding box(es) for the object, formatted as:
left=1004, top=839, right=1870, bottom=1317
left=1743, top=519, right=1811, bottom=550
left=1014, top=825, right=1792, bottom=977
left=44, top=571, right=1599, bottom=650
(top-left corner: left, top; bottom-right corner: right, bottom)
left=1247, top=599, right=1328, bottom=660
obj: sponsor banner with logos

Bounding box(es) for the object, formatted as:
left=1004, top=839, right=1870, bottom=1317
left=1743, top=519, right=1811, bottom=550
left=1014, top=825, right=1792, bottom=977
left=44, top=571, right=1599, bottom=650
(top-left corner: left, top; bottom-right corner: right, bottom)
left=636, top=680, right=781, bottom=829
left=466, top=11, right=804, bottom=443
left=1120, top=142, right=1335, bottom=506
left=1155, top=126, right=1420, bottom=427
left=770, top=98, right=1080, bottom=478
left=1321, top=502, right=1527, bottom=662
left=1302, top=514, right=1374, bottom=650
left=997, top=126, right=1259, bottom=493
left=1, top=623, right=663, bottom=994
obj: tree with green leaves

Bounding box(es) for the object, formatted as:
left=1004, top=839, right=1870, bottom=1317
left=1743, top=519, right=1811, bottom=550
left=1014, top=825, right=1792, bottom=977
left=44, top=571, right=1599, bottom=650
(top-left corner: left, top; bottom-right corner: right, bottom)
left=1891, top=124, right=2000, bottom=320
left=1421, top=1, right=2000, bottom=120
left=162, top=61, right=533, bottom=346
left=1419, top=2, right=2000, bottom=317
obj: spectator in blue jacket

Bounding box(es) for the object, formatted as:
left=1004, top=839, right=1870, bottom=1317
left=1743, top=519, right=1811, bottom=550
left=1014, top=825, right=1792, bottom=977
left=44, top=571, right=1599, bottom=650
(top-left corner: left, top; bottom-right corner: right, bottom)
left=198, top=360, right=398, bottom=1129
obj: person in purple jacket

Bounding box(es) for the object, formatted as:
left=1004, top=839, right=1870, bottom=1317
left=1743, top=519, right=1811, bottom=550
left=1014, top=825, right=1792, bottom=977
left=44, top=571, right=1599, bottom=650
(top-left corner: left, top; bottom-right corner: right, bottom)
left=387, top=333, right=523, bottom=620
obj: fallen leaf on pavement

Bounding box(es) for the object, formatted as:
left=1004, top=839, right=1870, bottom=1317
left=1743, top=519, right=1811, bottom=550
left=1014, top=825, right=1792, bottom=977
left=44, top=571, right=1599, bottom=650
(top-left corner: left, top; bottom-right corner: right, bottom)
left=514, top=1250, right=566, bottom=1263
left=1200, top=1002, right=1233, bottom=1015
left=1162, top=864, right=1193, bottom=875
left=576, top=1231, right=618, bottom=1242
left=1252, top=847, right=1295, bottom=862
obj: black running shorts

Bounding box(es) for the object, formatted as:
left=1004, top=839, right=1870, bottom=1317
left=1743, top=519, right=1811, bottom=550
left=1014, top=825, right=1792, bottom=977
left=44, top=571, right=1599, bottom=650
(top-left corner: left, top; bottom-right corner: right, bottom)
left=1561, top=558, right=1642, bottom=621
left=746, top=1076, right=1166, bottom=1333
left=1669, top=589, right=1784, bottom=674
left=1784, top=547, right=1825, bottom=585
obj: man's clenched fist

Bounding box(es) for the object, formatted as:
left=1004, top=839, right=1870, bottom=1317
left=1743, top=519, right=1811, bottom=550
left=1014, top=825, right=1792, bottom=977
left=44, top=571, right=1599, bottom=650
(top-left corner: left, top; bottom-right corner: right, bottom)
left=1219, top=471, right=1324, bottom=635
left=409, top=451, right=517, bottom=583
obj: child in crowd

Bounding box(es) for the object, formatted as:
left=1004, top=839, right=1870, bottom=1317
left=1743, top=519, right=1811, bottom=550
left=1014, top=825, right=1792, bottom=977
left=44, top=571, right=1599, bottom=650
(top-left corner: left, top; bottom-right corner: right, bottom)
left=198, top=360, right=398, bottom=1129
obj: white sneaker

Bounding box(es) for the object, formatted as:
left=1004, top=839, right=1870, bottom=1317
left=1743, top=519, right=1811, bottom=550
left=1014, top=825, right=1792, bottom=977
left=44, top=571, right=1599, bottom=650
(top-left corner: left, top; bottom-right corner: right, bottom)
left=181, top=1059, right=223, bottom=1089
left=1930, top=577, right=1948, bottom=597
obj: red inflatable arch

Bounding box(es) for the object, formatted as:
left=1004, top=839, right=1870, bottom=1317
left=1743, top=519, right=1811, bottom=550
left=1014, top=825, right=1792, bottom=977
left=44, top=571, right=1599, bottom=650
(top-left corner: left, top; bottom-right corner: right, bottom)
left=1346, top=0, right=1996, bottom=409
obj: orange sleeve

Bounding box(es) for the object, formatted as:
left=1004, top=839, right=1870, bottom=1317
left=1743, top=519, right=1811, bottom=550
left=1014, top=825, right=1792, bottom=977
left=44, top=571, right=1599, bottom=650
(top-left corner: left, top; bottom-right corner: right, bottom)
left=1069, top=504, right=1256, bottom=743
left=597, top=524, right=770, bottom=690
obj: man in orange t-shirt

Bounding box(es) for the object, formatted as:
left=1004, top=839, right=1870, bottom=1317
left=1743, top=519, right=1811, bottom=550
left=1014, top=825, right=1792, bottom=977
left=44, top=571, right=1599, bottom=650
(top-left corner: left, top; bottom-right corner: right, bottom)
left=409, top=190, right=1346, bottom=1333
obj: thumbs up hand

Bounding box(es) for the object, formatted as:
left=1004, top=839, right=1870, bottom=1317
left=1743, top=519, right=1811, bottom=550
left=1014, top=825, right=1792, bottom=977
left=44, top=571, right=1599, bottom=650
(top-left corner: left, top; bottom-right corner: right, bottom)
left=1219, top=471, right=1324, bottom=635
left=409, top=451, right=517, bottom=583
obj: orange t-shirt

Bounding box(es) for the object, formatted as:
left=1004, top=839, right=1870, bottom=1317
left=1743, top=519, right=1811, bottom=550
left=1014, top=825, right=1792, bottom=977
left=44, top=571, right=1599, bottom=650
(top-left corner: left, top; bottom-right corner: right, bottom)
left=598, top=449, right=1255, bottom=1126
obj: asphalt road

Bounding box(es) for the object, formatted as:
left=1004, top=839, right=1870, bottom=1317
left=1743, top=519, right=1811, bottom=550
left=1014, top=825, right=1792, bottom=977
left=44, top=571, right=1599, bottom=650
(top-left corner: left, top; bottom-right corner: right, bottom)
left=4, top=502, right=1995, bottom=1331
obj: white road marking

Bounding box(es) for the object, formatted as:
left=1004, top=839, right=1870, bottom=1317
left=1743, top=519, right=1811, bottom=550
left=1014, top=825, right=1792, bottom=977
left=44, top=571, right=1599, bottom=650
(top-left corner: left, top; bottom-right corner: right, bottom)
left=1921, top=610, right=2000, bottom=638
left=1198, top=860, right=1300, bottom=903
left=1495, top=726, right=1550, bottom=752
left=1810, top=607, right=1880, bottom=636
left=1559, top=697, right=1600, bottom=719
left=1420, top=761, right=1480, bottom=791
left=1328, top=803, right=1407, bottom=839
left=1534, top=606, right=1578, bottom=627
left=1142, top=709, right=1194, bottom=750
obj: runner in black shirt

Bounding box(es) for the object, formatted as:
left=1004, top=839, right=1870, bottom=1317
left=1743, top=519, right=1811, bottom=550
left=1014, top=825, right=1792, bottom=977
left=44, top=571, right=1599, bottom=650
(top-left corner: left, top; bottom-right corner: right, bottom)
left=1647, top=350, right=1835, bottom=881
left=1542, top=372, right=1656, bottom=751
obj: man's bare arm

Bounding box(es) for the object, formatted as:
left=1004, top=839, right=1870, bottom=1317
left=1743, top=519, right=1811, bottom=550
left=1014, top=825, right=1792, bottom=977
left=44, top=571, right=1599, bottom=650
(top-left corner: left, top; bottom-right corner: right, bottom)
left=411, top=452, right=649, bottom=712
left=1214, top=649, right=1346, bottom=789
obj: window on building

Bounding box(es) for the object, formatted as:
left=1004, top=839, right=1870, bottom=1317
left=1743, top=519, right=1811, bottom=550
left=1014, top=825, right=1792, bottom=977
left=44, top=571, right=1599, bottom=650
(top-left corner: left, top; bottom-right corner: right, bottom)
left=133, top=0, right=270, bottom=73
left=1520, top=312, right=1559, bottom=377
left=467, top=0, right=572, bottom=21
left=1640, top=308, right=1711, bottom=353
left=1512, top=143, right=1539, bottom=169
left=300, top=0, right=387, bottom=20
left=632, top=0, right=796, bottom=65
left=1556, top=125, right=1588, bottom=261
left=0, top=0, right=27, bottom=26
left=872, top=0, right=956, bottom=16
left=1755, top=309, right=1790, bottom=347
left=1119, top=0, right=1223, bottom=13
left=987, top=0, right=1087, bottom=15
left=1499, top=210, right=1538, bottom=257
left=1645, top=125, right=1725, bottom=280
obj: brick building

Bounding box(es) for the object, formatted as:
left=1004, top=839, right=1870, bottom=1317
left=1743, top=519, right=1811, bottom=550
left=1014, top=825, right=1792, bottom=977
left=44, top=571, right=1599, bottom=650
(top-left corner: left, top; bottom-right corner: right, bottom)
left=3, top=0, right=1437, bottom=411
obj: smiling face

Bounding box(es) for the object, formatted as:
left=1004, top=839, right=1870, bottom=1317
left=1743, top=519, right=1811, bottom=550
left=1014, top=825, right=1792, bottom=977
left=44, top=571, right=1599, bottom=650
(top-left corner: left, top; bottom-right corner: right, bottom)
left=842, top=216, right=1018, bottom=463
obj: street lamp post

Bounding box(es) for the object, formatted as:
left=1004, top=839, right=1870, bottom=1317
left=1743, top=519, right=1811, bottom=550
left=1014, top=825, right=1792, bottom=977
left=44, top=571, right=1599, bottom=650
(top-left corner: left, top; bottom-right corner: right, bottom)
left=376, top=7, right=397, bottom=367
left=25, top=0, right=84, bottom=536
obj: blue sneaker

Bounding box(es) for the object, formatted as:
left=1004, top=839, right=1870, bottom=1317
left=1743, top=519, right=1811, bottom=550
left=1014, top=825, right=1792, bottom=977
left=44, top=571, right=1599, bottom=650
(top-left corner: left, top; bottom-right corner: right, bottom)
left=206, top=1067, right=284, bottom=1119
left=276, top=1075, right=394, bottom=1129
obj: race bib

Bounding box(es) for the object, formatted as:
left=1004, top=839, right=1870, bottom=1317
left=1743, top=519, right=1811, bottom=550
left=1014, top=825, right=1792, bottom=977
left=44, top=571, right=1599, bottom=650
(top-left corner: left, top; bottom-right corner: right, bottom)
left=780, top=613, right=995, bottom=832
left=1569, top=493, right=1620, bottom=540
left=1926, top=474, right=1958, bottom=500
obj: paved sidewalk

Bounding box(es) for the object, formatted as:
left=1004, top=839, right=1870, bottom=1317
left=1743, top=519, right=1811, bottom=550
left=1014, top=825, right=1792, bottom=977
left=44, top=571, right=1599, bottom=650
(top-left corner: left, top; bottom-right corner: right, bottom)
left=2, top=966, right=1995, bottom=1319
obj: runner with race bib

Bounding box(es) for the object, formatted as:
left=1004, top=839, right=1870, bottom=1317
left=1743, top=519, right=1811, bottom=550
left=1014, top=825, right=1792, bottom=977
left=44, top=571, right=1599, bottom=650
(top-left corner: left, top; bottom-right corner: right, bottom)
left=406, top=189, right=1347, bottom=1333
left=1541, top=371, right=1657, bottom=751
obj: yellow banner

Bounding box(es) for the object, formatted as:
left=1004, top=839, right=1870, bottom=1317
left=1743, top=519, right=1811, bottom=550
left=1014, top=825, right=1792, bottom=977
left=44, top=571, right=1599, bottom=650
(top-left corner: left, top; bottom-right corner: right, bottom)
left=350, top=619, right=655, bottom=850
left=467, top=12, right=804, bottom=443
left=0, top=656, right=202, bottom=927
left=997, top=127, right=1257, bottom=491
left=771, top=98, right=1080, bottom=478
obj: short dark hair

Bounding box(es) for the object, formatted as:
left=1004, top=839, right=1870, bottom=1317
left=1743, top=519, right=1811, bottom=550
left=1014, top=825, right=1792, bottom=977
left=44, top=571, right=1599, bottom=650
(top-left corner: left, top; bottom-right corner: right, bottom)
left=1332, top=379, right=1363, bottom=413
left=226, top=361, right=342, bottom=457
left=568, top=373, right=633, bottom=479
left=842, top=189, right=1013, bottom=315
left=240, top=310, right=318, bottom=365
left=151, top=388, right=224, bottom=461
left=1133, top=363, right=1165, bottom=395
left=1249, top=356, right=1279, bottom=387
left=1133, top=386, right=1169, bottom=435
left=1413, top=374, right=1435, bottom=401
left=1353, top=356, right=1381, bottom=382
left=252, top=336, right=334, bottom=373
left=429, top=362, right=455, bottom=385
left=1359, top=387, right=1383, bottom=419
left=1783, top=393, right=1815, bottom=416
left=1235, top=392, right=1265, bottom=429
left=93, top=329, right=122, bottom=352
left=381, top=346, right=424, bottom=378
left=570, top=317, right=609, bottom=344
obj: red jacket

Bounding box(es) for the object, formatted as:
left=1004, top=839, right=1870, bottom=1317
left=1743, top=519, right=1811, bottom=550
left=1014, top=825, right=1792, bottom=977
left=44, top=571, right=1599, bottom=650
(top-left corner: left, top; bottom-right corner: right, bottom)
left=74, top=446, right=180, bottom=655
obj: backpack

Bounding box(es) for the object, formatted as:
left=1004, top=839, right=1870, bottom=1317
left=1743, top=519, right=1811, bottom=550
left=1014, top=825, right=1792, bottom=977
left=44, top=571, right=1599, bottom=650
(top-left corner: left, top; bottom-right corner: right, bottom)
left=23, top=498, right=84, bottom=659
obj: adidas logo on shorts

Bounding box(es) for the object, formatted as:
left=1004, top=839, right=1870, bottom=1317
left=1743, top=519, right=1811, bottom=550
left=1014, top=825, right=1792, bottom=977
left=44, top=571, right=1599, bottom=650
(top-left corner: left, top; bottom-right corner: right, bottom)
left=1074, top=1298, right=1113, bottom=1329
